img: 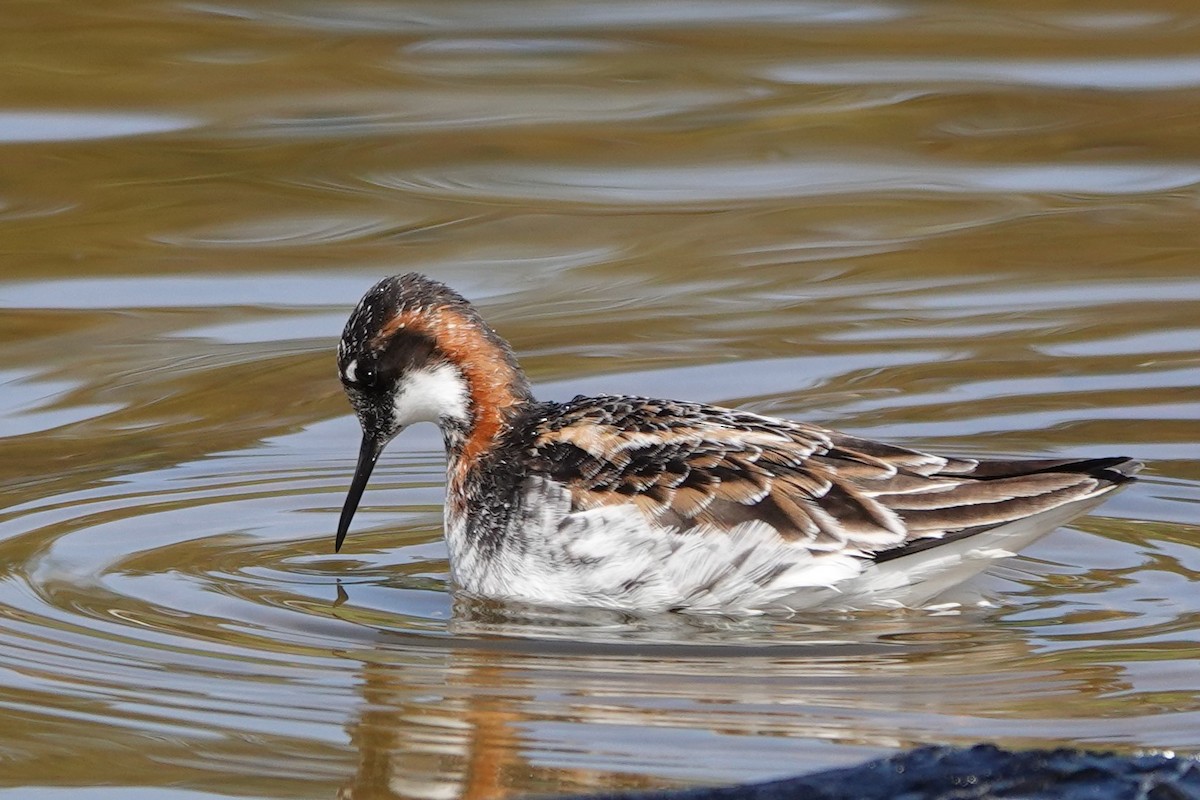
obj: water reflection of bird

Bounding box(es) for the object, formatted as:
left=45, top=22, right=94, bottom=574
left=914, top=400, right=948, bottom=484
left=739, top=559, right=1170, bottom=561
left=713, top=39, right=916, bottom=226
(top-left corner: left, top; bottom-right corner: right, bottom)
left=334, top=273, right=1140, bottom=614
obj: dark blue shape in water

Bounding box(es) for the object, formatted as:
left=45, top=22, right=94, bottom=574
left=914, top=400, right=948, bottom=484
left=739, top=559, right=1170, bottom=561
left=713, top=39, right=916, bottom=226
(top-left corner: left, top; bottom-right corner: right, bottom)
left=552, top=744, right=1200, bottom=800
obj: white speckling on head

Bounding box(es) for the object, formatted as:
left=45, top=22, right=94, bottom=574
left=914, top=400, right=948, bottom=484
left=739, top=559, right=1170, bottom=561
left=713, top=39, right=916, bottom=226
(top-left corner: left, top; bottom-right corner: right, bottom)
left=344, top=359, right=358, bottom=383
left=393, top=362, right=469, bottom=428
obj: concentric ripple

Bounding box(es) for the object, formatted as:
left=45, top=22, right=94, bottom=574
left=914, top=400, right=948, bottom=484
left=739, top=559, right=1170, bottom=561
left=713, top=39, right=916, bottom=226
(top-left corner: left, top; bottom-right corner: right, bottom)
left=2, top=268, right=1199, bottom=797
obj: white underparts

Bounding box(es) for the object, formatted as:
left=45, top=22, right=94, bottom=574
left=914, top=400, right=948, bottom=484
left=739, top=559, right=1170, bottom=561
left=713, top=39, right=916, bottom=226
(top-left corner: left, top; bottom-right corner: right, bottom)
left=394, top=363, right=470, bottom=427
left=445, top=477, right=865, bottom=614
left=444, top=477, right=1121, bottom=615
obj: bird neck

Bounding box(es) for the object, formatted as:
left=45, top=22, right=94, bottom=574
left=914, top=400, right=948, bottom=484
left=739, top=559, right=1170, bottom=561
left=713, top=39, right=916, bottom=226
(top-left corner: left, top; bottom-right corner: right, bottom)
left=430, top=311, right=534, bottom=485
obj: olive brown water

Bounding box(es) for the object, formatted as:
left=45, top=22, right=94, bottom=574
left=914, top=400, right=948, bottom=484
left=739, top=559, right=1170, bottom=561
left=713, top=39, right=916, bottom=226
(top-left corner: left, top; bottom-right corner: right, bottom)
left=1, top=1, right=1199, bottom=798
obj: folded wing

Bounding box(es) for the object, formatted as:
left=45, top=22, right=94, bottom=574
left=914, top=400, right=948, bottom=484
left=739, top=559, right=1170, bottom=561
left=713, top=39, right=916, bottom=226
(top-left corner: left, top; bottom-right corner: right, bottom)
left=531, top=396, right=1140, bottom=562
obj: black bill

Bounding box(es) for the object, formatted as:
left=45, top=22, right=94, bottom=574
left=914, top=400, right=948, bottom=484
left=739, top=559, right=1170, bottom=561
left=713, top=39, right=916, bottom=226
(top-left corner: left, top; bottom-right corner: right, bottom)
left=335, top=432, right=384, bottom=552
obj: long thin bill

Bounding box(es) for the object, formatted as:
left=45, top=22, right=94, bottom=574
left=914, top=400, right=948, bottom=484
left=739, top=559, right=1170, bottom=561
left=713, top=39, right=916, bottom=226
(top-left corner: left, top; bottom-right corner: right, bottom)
left=335, top=433, right=383, bottom=552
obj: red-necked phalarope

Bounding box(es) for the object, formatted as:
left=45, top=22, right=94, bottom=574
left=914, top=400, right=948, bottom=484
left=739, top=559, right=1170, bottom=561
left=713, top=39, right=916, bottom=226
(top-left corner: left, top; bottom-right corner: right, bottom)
left=335, top=274, right=1141, bottom=614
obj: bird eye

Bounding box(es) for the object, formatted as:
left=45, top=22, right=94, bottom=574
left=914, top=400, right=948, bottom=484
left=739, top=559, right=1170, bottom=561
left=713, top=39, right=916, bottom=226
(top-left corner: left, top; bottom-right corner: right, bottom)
left=341, top=358, right=379, bottom=388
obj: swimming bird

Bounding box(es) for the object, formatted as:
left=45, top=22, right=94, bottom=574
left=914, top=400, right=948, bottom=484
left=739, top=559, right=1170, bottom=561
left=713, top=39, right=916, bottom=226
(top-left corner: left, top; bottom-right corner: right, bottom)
left=335, top=274, right=1140, bottom=614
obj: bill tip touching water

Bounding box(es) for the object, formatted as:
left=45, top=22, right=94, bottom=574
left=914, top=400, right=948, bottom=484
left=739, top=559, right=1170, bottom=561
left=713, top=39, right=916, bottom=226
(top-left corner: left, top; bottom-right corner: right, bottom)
left=334, top=273, right=1141, bottom=614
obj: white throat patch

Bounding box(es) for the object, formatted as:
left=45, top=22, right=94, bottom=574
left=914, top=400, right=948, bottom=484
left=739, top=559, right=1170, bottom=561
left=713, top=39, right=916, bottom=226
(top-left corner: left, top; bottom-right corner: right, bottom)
left=393, top=363, right=470, bottom=427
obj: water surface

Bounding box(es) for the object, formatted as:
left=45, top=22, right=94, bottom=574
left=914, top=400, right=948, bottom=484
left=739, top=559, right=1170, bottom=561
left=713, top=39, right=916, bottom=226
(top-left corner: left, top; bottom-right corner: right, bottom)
left=1, top=1, right=1199, bottom=797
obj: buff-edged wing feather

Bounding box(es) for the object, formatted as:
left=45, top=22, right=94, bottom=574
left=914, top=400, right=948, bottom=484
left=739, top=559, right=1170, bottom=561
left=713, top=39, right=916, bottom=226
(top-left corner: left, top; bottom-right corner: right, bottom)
left=531, top=396, right=1141, bottom=564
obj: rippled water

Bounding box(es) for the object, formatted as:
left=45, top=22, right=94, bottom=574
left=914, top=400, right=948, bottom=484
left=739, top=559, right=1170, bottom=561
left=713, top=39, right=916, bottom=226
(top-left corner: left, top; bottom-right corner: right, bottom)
left=2, top=1, right=1199, bottom=797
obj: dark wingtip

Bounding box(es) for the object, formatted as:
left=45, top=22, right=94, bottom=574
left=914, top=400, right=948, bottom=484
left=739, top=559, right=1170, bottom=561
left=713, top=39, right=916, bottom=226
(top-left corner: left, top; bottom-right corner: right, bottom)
left=1080, top=456, right=1143, bottom=484
left=1002, top=455, right=1143, bottom=485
